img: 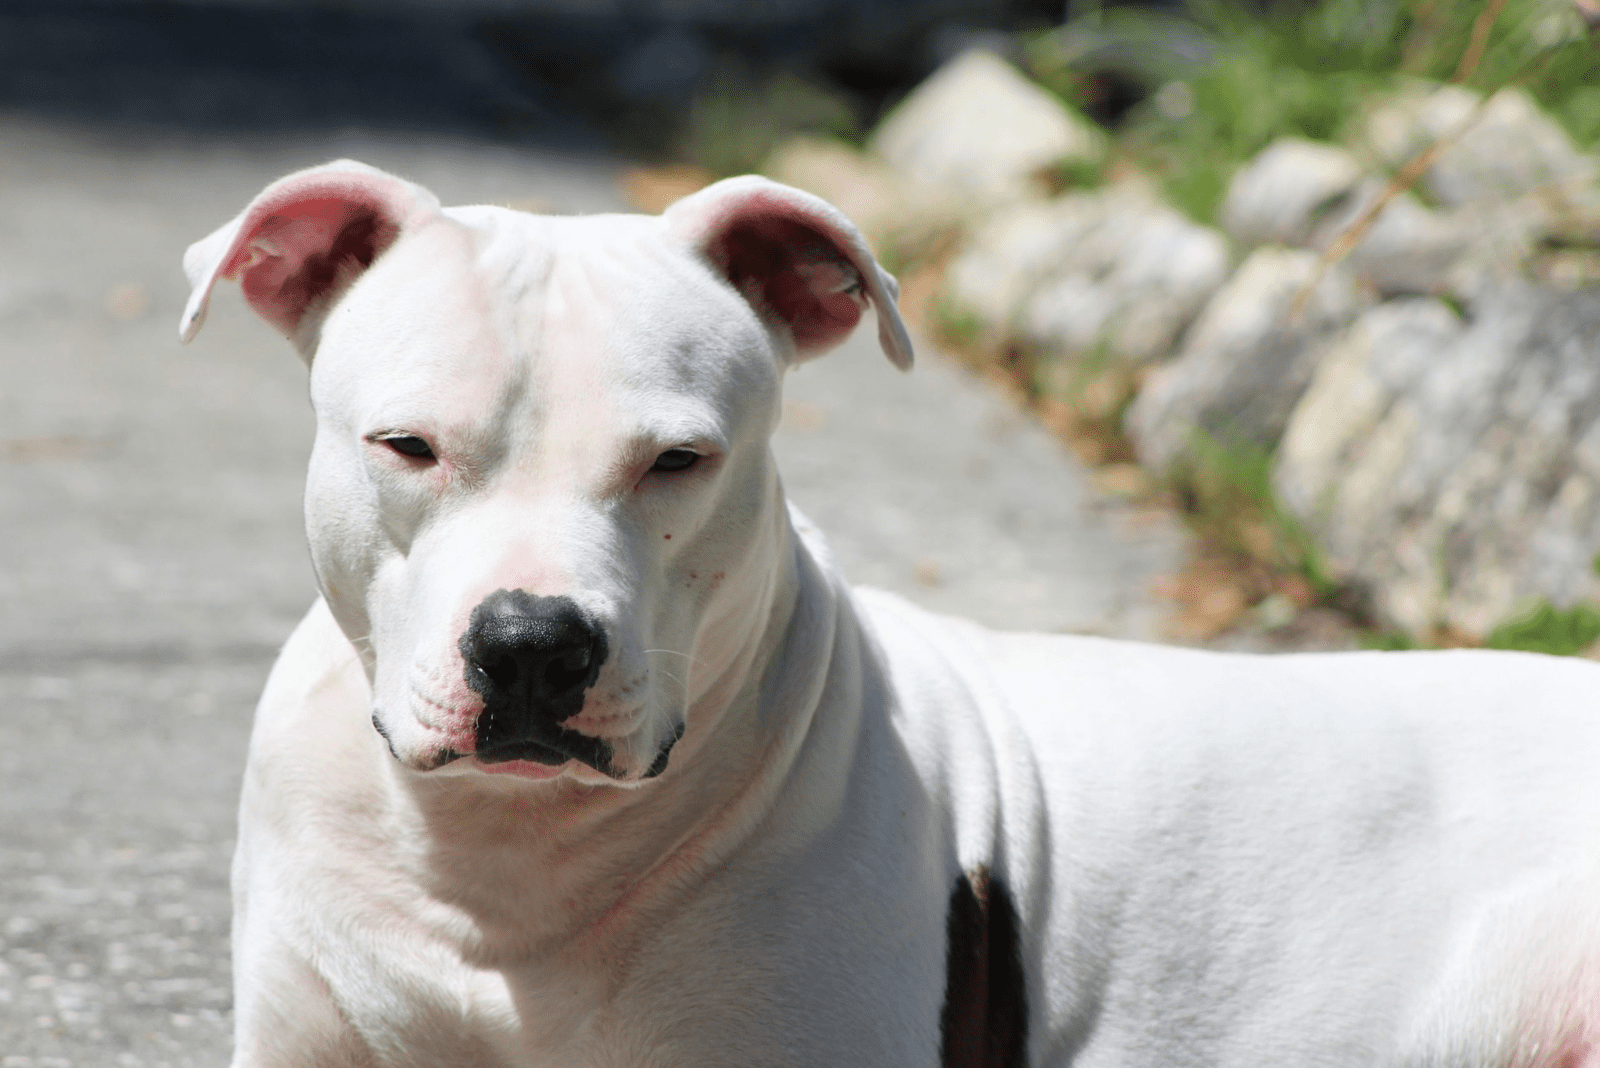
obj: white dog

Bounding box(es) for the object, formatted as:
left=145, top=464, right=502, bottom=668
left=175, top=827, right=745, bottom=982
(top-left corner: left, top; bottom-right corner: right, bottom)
left=183, top=160, right=1600, bottom=1068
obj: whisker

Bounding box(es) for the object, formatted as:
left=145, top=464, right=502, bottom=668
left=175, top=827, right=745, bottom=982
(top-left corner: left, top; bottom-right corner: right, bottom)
left=643, top=649, right=708, bottom=670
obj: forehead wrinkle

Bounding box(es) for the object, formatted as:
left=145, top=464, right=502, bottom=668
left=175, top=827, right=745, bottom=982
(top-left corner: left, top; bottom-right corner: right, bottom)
left=324, top=221, right=523, bottom=439
left=523, top=231, right=636, bottom=477
left=473, top=216, right=555, bottom=454
left=588, top=236, right=781, bottom=443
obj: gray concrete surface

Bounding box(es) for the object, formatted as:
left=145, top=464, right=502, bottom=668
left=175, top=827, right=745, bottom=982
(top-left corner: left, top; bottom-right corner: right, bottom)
left=0, top=117, right=1185, bottom=1066
left=775, top=334, right=1185, bottom=636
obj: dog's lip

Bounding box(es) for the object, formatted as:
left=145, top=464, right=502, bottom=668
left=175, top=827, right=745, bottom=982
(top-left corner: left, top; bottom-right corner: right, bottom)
left=470, top=755, right=571, bottom=780
left=474, top=739, right=570, bottom=766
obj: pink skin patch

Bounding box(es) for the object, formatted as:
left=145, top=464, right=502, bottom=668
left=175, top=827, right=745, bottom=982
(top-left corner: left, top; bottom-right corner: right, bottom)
left=1559, top=1046, right=1600, bottom=1068
left=408, top=660, right=483, bottom=755
left=707, top=206, right=866, bottom=356
left=1523, top=971, right=1600, bottom=1068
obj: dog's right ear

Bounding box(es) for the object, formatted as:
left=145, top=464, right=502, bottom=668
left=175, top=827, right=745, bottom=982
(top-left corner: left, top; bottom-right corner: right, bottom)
left=663, top=175, right=914, bottom=371
left=179, top=160, right=441, bottom=355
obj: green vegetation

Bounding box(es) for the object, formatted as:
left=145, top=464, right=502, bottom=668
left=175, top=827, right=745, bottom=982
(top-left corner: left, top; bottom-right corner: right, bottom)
left=1172, top=445, right=1600, bottom=655
left=1025, top=0, right=1600, bottom=222
left=681, top=72, right=859, bottom=177
left=1485, top=600, right=1600, bottom=656
left=1360, top=628, right=1420, bottom=651
left=1171, top=430, right=1338, bottom=599
left=933, top=299, right=986, bottom=347
left=1041, top=154, right=1108, bottom=194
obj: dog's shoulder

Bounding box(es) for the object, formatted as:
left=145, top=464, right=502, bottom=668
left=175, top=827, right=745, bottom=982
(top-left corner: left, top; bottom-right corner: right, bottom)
left=256, top=598, right=370, bottom=738
left=245, top=599, right=380, bottom=826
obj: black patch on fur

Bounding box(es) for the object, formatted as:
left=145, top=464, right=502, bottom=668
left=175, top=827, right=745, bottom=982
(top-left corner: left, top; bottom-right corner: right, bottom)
left=940, top=865, right=1028, bottom=1068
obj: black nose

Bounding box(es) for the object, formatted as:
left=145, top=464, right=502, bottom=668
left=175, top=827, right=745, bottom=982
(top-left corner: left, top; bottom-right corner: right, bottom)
left=459, top=590, right=612, bottom=768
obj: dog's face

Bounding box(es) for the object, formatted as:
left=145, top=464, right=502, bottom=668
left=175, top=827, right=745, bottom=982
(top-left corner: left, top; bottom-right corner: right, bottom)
left=182, top=163, right=911, bottom=786
left=302, top=209, right=792, bottom=783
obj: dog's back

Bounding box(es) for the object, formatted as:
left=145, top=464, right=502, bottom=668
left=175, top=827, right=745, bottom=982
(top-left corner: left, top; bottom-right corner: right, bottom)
left=857, top=586, right=1600, bottom=1067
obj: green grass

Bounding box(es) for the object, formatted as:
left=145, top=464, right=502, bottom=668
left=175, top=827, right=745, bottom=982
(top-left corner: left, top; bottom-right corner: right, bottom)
left=681, top=71, right=860, bottom=178
left=1360, top=629, right=1419, bottom=651
left=1041, top=154, right=1108, bottom=195
left=1024, top=0, right=1600, bottom=224
left=933, top=298, right=986, bottom=347
left=1173, top=429, right=1340, bottom=600
left=1486, top=600, right=1600, bottom=656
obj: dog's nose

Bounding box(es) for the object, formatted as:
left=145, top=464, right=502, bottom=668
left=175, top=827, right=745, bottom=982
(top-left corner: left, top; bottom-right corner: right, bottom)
left=461, top=590, right=605, bottom=713
left=460, top=590, right=614, bottom=770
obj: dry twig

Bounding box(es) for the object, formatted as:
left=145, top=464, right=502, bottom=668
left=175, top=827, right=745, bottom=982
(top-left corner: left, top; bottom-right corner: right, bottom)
left=1289, top=0, right=1518, bottom=320
left=1453, top=0, right=1513, bottom=83
left=1288, top=98, right=1488, bottom=320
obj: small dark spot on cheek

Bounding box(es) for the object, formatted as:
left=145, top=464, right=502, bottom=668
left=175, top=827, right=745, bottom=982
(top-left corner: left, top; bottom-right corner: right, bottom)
left=663, top=534, right=672, bottom=541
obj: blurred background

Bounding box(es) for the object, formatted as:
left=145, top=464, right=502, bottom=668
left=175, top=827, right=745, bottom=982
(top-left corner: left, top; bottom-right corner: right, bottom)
left=3, top=0, right=1599, bottom=1063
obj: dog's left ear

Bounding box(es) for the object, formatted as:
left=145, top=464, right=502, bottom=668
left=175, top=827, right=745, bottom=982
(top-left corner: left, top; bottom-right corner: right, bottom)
left=179, top=159, right=441, bottom=355
left=664, top=176, right=914, bottom=370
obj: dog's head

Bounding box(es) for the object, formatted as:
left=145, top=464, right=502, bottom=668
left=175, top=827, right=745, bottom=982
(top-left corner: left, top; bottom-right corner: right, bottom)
left=182, top=161, right=911, bottom=785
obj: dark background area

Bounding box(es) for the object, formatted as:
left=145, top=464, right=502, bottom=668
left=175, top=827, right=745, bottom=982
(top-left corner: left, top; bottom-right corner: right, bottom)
left=0, top=0, right=1070, bottom=154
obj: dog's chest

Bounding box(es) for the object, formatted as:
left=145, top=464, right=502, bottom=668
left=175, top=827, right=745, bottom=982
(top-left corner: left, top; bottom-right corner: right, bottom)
left=333, top=900, right=943, bottom=1068
left=315, top=765, right=961, bottom=1068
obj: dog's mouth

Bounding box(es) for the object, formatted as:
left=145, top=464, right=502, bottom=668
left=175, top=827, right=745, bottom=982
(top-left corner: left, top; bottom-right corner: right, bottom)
left=381, top=695, right=683, bottom=781
left=475, top=739, right=569, bottom=766
left=474, top=726, right=613, bottom=772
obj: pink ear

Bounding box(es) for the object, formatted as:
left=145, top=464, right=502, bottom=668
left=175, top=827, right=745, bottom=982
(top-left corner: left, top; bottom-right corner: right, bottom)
left=664, top=176, right=913, bottom=369
left=180, top=160, right=440, bottom=346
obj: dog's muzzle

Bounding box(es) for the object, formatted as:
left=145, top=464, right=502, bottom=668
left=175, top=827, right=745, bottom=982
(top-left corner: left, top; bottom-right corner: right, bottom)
left=459, top=589, right=616, bottom=774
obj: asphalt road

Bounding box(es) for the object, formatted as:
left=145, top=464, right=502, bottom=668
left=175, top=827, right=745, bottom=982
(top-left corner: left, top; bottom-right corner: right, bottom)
left=0, top=117, right=1184, bottom=1065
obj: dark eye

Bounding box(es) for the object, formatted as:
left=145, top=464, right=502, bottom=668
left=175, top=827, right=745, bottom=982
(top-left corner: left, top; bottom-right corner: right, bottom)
left=651, top=448, right=699, bottom=473
left=381, top=435, right=435, bottom=461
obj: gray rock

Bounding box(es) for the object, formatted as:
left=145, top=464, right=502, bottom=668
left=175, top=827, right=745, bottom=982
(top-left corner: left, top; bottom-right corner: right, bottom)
left=1022, top=186, right=1229, bottom=365
left=1127, top=247, right=1363, bottom=471
left=1362, top=84, right=1598, bottom=209
left=1349, top=86, right=1600, bottom=296
left=1307, top=178, right=1483, bottom=296
left=943, top=184, right=1227, bottom=359
left=763, top=136, right=959, bottom=266
left=1221, top=138, right=1364, bottom=247
left=1275, top=287, right=1600, bottom=636
left=871, top=48, right=1107, bottom=213
left=1221, top=136, right=1521, bottom=297
left=942, top=194, right=1108, bottom=338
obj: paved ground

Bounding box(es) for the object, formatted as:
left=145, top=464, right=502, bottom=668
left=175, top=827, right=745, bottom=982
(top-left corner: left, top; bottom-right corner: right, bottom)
left=0, top=117, right=1186, bottom=1065
left=775, top=333, right=1185, bottom=636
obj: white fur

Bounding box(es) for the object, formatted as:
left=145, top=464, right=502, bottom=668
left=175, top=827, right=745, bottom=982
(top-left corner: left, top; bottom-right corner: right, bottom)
left=185, top=163, right=1600, bottom=1067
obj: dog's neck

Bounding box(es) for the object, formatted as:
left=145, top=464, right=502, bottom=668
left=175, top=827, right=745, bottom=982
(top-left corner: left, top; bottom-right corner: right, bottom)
left=383, top=504, right=863, bottom=964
